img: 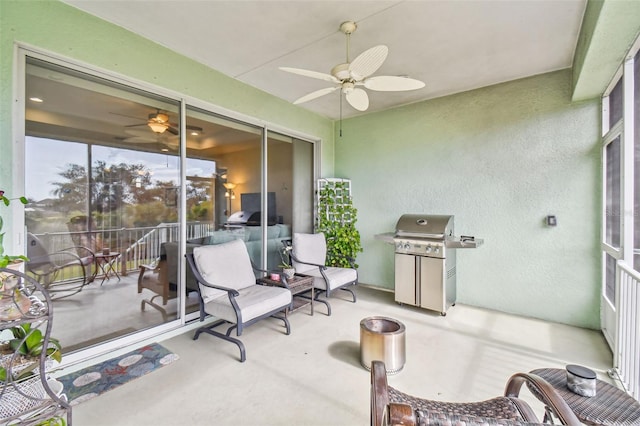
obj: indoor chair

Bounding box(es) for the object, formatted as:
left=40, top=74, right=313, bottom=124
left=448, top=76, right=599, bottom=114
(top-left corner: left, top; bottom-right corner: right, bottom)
left=185, top=239, right=292, bottom=362
left=289, top=232, right=357, bottom=316
left=370, top=360, right=581, bottom=426
left=25, top=232, right=96, bottom=299
left=137, top=251, right=175, bottom=321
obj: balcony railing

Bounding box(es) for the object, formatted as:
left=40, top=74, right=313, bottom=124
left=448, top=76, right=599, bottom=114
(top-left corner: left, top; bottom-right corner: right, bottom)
left=31, top=222, right=214, bottom=280
left=614, top=260, right=640, bottom=401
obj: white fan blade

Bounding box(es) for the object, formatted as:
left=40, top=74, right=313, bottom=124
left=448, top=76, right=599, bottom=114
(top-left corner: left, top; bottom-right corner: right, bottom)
left=349, top=45, right=388, bottom=80
left=364, top=75, right=425, bottom=92
left=279, top=67, right=339, bottom=83
left=345, top=88, right=369, bottom=111
left=293, top=86, right=339, bottom=104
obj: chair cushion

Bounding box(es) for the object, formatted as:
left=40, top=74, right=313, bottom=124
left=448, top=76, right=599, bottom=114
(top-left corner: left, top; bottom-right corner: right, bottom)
left=301, top=266, right=357, bottom=291
left=292, top=232, right=326, bottom=273
left=203, top=284, right=292, bottom=323
left=193, top=240, right=257, bottom=302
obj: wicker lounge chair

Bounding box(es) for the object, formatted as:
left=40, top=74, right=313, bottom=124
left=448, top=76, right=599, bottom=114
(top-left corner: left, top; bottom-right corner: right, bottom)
left=370, top=360, right=581, bottom=426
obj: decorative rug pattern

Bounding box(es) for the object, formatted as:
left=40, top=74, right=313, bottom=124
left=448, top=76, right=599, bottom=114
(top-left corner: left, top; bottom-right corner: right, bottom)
left=56, top=343, right=179, bottom=405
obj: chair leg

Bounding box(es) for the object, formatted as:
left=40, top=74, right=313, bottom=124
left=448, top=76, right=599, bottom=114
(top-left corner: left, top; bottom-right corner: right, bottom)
left=341, top=286, right=356, bottom=303
left=193, top=319, right=247, bottom=362
left=272, top=313, right=291, bottom=335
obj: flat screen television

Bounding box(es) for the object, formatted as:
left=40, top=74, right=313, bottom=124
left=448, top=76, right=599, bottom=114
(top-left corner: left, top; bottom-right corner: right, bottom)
left=240, top=192, right=277, bottom=225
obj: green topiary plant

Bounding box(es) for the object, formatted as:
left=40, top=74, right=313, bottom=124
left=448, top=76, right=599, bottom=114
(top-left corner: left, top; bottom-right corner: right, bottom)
left=316, top=180, right=362, bottom=268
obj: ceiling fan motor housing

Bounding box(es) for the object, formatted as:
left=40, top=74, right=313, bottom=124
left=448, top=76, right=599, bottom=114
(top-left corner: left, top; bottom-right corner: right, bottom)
left=331, top=63, right=351, bottom=81
left=149, top=112, right=169, bottom=123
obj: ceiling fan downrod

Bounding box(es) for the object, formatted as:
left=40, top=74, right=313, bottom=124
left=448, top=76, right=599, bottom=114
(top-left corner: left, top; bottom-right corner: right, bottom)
left=340, top=21, right=357, bottom=63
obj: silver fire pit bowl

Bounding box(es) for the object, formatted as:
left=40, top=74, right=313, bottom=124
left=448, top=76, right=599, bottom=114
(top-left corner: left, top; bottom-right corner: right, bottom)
left=360, top=316, right=406, bottom=375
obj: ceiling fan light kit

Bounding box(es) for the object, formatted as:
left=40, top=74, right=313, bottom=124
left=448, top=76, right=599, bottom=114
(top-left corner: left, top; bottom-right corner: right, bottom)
left=280, top=20, right=425, bottom=114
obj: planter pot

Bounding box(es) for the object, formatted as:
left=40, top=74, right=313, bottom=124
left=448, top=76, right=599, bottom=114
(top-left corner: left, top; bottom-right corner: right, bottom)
left=282, top=268, right=295, bottom=279
left=0, top=263, right=32, bottom=321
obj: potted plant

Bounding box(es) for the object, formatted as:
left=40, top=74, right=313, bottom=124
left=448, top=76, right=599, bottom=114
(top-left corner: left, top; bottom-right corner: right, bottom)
left=0, top=322, right=62, bottom=382
left=279, top=245, right=296, bottom=279
left=0, top=321, right=64, bottom=422
left=316, top=179, right=363, bottom=268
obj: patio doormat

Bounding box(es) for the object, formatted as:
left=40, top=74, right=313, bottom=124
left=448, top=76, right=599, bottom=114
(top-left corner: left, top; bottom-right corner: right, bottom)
left=56, top=343, right=179, bottom=405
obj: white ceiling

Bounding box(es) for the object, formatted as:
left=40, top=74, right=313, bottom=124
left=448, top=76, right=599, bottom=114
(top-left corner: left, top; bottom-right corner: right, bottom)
left=61, top=0, right=586, bottom=120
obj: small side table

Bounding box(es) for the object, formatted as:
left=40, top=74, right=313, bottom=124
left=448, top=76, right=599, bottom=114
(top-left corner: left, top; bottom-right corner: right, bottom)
left=95, top=252, right=121, bottom=285
left=257, top=274, right=314, bottom=316
left=528, top=367, right=640, bottom=425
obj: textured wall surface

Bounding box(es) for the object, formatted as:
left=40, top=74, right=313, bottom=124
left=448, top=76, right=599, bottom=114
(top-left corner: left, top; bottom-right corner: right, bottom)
left=336, top=70, right=601, bottom=329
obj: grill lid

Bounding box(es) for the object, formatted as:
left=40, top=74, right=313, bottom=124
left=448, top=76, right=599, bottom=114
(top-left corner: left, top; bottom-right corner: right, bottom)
left=395, top=214, right=454, bottom=239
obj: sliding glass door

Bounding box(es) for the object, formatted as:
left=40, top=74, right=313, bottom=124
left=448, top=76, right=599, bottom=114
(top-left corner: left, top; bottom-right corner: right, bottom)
left=21, top=53, right=317, bottom=357
left=24, top=57, right=186, bottom=351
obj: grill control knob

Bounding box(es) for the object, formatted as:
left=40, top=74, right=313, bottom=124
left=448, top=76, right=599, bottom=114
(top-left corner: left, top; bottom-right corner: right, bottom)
left=425, top=245, right=432, bottom=253
left=396, top=242, right=403, bottom=250
left=434, top=246, right=440, bottom=254
left=403, top=242, right=411, bottom=250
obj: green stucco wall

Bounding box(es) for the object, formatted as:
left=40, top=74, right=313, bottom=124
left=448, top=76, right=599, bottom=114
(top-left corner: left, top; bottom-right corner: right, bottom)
left=336, top=70, right=601, bottom=329
left=572, top=0, right=640, bottom=101
left=0, top=0, right=334, bottom=251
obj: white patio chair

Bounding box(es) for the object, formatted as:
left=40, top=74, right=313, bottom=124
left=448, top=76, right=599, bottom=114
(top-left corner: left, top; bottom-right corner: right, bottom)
left=289, top=232, right=358, bottom=316
left=185, top=239, right=292, bottom=362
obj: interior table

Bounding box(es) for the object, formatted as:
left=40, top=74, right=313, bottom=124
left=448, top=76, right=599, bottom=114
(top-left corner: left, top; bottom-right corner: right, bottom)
left=257, top=274, right=314, bottom=316
left=528, top=368, right=640, bottom=426
left=95, top=252, right=121, bottom=285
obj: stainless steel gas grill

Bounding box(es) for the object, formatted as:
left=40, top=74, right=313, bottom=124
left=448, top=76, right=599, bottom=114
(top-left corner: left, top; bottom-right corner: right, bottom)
left=377, top=214, right=482, bottom=316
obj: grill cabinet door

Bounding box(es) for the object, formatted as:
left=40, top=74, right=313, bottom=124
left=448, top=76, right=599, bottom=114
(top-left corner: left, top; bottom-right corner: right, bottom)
left=419, top=256, right=445, bottom=313
left=395, top=253, right=417, bottom=305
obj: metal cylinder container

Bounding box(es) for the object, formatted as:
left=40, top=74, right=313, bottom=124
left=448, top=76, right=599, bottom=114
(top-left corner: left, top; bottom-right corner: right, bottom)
left=360, top=316, right=406, bottom=375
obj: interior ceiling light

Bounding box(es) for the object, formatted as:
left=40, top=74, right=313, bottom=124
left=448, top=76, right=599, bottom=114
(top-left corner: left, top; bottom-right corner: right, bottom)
left=29, top=97, right=44, bottom=103
left=148, top=121, right=168, bottom=134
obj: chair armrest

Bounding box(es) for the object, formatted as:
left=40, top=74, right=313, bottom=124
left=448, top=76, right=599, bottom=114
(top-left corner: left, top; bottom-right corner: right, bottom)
left=60, top=245, right=96, bottom=259
left=504, top=372, right=581, bottom=426
left=289, top=252, right=327, bottom=270
left=138, top=263, right=159, bottom=290
left=250, top=260, right=272, bottom=276
left=389, top=403, right=416, bottom=426
left=371, top=360, right=390, bottom=426
left=31, top=251, right=83, bottom=267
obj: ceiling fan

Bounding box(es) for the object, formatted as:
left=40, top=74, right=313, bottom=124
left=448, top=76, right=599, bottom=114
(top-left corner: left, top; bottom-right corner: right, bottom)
left=280, top=21, right=425, bottom=112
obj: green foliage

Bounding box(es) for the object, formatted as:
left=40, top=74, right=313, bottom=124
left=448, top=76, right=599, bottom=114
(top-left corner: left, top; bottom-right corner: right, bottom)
left=316, top=180, right=362, bottom=268
left=35, top=417, right=66, bottom=426
left=0, top=323, right=62, bottom=382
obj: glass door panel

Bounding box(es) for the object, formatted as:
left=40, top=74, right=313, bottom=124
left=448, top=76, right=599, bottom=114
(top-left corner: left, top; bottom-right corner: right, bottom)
left=24, top=57, right=182, bottom=353
left=603, top=134, right=621, bottom=311
left=266, top=132, right=314, bottom=270
left=185, top=106, right=262, bottom=267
